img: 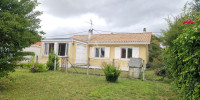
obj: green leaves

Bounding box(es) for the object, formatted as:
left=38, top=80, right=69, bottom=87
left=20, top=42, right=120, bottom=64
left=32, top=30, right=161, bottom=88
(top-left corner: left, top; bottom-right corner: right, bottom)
left=168, top=12, right=200, bottom=99
left=47, top=53, right=59, bottom=70
left=0, top=0, right=43, bottom=78
left=103, top=64, right=121, bottom=82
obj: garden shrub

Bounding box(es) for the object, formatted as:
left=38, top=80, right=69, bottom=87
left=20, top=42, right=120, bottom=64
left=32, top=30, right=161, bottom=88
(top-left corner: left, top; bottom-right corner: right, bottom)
left=19, top=56, right=35, bottom=68
left=155, top=68, right=166, bottom=80
left=47, top=52, right=59, bottom=70
left=103, top=64, right=121, bottom=82
left=150, top=58, right=164, bottom=70
left=30, top=62, right=49, bottom=72
left=20, top=62, right=32, bottom=68
left=168, top=12, right=200, bottom=99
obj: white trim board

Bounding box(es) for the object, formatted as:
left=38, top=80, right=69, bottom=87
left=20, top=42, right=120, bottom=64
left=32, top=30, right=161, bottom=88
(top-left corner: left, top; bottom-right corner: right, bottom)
left=88, top=42, right=150, bottom=44
left=42, top=38, right=150, bottom=44
left=42, top=38, right=88, bottom=45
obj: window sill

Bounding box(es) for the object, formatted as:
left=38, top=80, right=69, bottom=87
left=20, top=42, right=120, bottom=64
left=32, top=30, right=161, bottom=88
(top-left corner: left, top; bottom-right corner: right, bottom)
left=42, top=55, right=48, bottom=57
left=120, top=58, right=130, bottom=61
left=58, top=56, right=69, bottom=58
left=42, top=55, right=69, bottom=58
left=93, top=57, right=107, bottom=59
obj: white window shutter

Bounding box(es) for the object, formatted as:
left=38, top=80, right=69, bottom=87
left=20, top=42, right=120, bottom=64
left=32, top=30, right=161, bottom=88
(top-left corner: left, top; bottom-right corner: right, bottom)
left=132, top=47, right=139, bottom=58
left=114, top=47, right=121, bottom=59
left=105, top=47, right=110, bottom=59
left=90, top=47, right=94, bottom=58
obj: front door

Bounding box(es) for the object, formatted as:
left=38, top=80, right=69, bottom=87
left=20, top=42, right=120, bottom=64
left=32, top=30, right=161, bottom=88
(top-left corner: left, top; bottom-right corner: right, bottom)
left=76, top=44, right=87, bottom=64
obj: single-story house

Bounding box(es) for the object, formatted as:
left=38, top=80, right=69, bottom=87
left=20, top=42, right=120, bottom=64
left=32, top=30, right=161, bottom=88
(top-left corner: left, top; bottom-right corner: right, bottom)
left=39, top=29, right=152, bottom=70
left=21, top=42, right=41, bottom=63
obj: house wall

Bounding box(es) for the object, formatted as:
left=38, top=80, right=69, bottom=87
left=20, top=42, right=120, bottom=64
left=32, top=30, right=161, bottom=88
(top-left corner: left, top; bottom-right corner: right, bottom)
left=39, top=41, right=50, bottom=63
left=39, top=41, right=74, bottom=65
left=68, top=41, right=88, bottom=65
left=21, top=45, right=41, bottom=63
left=39, top=40, right=149, bottom=68
left=88, top=44, right=148, bottom=68
left=39, top=41, right=86, bottom=67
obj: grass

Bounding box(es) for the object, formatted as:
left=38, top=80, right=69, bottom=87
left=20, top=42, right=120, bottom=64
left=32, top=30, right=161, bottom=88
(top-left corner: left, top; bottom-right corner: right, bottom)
left=0, top=69, right=177, bottom=100
left=67, top=67, right=168, bottom=81
left=67, top=67, right=129, bottom=78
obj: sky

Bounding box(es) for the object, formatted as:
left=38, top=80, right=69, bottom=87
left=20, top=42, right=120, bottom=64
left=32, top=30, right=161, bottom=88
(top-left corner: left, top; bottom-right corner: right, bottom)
left=36, top=0, right=191, bottom=38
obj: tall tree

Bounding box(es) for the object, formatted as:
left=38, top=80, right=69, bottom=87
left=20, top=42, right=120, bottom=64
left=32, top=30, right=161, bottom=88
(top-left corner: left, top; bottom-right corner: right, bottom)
left=161, top=11, right=190, bottom=47
left=161, top=1, right=200, bottom=99
left=162, top=1, right=200, bottom=47
left=149, top=35, right=166, bottom=79
left=190, top=0, right=200, bottom=12
left=149, top=35, right=162, bottom=63
left=0, top=0, right=44, bottom=78
left=169, top=12, right=200, bottom=99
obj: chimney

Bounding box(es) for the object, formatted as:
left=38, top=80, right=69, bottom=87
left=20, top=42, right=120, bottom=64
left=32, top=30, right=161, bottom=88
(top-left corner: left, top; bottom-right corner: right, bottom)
left=143, top=28, right=146, bottom=34
left=88, top=29, right=93, bottom=41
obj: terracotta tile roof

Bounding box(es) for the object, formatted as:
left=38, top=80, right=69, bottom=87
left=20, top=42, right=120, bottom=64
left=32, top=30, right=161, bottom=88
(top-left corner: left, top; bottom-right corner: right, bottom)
left=71, top=32, right=152, bottom=43
left=33, top=42, right=41, bottom=46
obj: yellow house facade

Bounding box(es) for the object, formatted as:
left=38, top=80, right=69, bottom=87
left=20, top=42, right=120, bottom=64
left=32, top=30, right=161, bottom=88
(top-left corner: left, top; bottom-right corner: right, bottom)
left=39, top=30, right=152, bottom=71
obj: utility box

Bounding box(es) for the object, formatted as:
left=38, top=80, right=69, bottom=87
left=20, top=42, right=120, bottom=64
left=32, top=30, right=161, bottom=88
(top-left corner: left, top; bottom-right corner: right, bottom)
left=128, top=58, right=143, bottom=79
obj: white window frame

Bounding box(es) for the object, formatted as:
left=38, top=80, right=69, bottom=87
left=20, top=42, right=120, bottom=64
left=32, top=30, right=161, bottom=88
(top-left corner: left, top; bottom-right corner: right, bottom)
left=43, top=43, right=54, bottom=56
left=120, top=47, right=132, bottom=60
left=57, top=42, right=69, bottom=57
left=94, top=47, right=105, bottom=59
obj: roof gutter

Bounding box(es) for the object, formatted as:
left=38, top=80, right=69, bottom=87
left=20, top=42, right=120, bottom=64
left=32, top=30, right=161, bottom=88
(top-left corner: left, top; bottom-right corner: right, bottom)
left=88, top=42, right=150, bottom=45
left=41, top=38, right=150, bottom=44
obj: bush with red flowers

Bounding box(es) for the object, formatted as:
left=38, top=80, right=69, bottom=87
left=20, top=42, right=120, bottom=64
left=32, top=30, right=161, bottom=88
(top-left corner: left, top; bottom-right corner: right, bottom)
left=183, top=20, right=194, bottom=24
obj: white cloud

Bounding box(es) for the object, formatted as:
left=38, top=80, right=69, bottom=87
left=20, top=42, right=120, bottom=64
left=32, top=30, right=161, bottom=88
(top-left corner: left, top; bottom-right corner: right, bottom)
left=35, top=0, right=191, bottom=36
left=39, top=13, right=107, bottom=36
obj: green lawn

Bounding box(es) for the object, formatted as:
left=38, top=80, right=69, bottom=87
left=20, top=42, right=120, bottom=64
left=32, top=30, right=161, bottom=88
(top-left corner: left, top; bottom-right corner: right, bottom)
left=67, top=67, right=168, bottom=81
left=0, top=69, right=177, bottom=100
left=67, top=68, right=129, bottom=78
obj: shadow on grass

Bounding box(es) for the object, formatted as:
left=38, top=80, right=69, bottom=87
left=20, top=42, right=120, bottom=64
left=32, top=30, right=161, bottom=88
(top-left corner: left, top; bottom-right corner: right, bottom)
left=0, top=76, right=15, bottom=91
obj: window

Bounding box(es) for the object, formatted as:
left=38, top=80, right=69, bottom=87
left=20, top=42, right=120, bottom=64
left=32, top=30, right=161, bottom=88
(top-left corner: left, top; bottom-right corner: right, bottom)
left=121, top=48, right=132, bottom=59
left=128, top=48, right=132, bottom=58
left=121, top=48, right=126, bottom=58
left=58, top=43, right=67, bottom=56
left=95, top=47, right=105, bottom=58
left=44, top=43, right=54, bottom=56
left=58, top=43, right=69, bottom=56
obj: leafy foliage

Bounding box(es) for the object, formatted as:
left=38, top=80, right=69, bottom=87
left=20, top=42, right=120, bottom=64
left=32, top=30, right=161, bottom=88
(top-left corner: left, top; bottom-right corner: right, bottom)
left=168, top=12, right=200, bottom=99
left=103, top=64, right=121, bottom=82
left=20, top=55, right=48, bottom=72
left=190, top=0, right=200, bottom=12
left=161, top=11, right=192, bottom=47
left=20, top=54, right=35, bottom=68
left=161, top=3, right=200, bottom=99
left=0, top=0, right=44, bottom=78
left=47, top=52, right=59, bottom=70
left=20, top=62, right=32, bottom=68
left=161, top=3, right=199, bottom=79
left=149, top=35, right=162, bottom=62
left=30, top=62, right=49, bottom=72
left=148, top=35, right=166, bottom=79
left=149, top=35, right=164, bottom=69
